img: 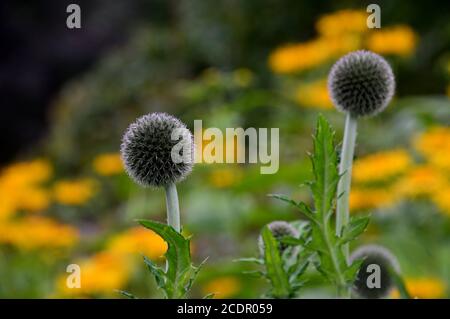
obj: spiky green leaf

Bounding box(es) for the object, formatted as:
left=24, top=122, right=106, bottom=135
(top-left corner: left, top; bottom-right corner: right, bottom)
left=262, top=225, right=291, bottom=298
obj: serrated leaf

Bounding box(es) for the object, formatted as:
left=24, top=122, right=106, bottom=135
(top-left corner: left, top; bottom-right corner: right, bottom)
left=262, top=225, right=291, bottom=298
left=139, top=220, right=191, bottom=283
left=138, top=219, right=199, bottom=299
left=268, top=194, right=298, bottom=207
left=310, top=115, right=339, bottom=222
left=344, top=258, right=364, bottom=282
left=268, top=194, right=318, bottom=224
left=143, top=255, right=167, bottom=291
left=338, top=216, right=370, bottom=246
left=280, top=236, right=306, bottom=247
left=289, top=261, right=309, bottom=284
left=185, top=258, right=208, bottom=292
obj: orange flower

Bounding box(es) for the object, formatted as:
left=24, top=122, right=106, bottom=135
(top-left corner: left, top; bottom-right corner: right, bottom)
left=350, top=187, right=398, bottom=212
left=391, top=278, right=446, bottom=299
left=58, top=252, right=131, bottom=297
left=0, top=216, right=78, bottom=250
left=414, top=127, right=450, bottom=172
left=395, top=166, right=447, bottom=198
left=92, top=153, right=124, bottom=176
left=295, top=79, right=333, bottom=110
left=53, top=178, right=97, bottom=205
left=353, top=149, right=411, bottom=184
left=367, top=25, right=417, bottom=56
left=107, top=227, right=167, bottom=260
left=202, top=276, right=241, bottom=298
left=316, top=10, right=368, bottom=37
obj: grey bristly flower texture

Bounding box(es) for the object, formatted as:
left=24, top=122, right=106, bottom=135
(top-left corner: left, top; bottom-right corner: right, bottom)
left=121, top=112, right=194, bottom=188
left=350, top=244, right=400, bottom=299
left=328, top=50, right=395, bottom=117
left=258, top=221, right=299, bottom=256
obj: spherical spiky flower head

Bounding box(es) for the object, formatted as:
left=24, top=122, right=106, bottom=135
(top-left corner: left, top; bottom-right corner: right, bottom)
left=120, top=112, right=194, bottom=188
left=328, top=50, right=395, bottom=117
left=350, top=245, right=400, bottom=299
left=258, top=221, right=299, bottom=256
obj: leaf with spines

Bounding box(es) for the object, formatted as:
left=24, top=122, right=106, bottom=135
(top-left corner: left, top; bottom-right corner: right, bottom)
left=270, top=115, right=371, bottom=296
left=138, top=219, right=201, bottom=299
left=338, top=215, right=370, bottom=246
left=261, top=225, right=291, bottom=298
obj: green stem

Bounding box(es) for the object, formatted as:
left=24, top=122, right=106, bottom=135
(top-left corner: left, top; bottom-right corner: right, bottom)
left=164, top=182, right=181, bottom=233
left=336, top=113, right=357, bottom=263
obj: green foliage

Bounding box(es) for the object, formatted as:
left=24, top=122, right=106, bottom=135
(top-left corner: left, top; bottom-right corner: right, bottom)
left=136, top=220, right=203, bottom=299
left=238, top=225, right=309, bottom=298
left=270, top=115, right=370, bottom=296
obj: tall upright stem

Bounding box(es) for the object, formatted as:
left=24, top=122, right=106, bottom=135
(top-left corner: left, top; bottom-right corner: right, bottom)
left=336, top=112, right=357, bottom=263
left=164, top=182, right=181, bottom=233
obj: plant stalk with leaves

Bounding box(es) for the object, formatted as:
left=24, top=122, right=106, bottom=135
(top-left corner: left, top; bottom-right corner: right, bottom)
left=270, top=115, right=370, bottom=298
left=120, top=112, right=202, bottom=298
left=239, top=223, right=310, bottom=298
left=328, top=51, right=395, bottom=262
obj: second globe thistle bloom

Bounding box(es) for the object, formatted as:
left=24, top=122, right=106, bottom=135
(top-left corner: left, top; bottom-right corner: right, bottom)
left=350, top=245, right=400, bottom=299
left=328, top=51, right=395, bottom=262
left=121, top=112, right=194, bottom=232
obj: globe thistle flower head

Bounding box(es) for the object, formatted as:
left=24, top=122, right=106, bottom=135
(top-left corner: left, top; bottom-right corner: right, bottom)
left=350, top=245, right=400, bottom=299
left=121, top=112, right=194, bottom=188
left=258, top=221, right=299, bottom=256
left=328, top=50, right=395, bottom=117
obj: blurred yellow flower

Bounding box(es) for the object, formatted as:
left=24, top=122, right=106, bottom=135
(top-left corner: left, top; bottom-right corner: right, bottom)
left=18, top=188, right=51, bottom=212
left=107, top=227, right=167, bottom=260
left=0, top=159, right=53, bottom=217
left=391, top=278, right=446, bottom=299
left=53, top=178, right=97, bottom=205
left=367, top=25, right=417, bottom=56
left=195, top=130, right=244, bottom=164
left=269, top=35, right=360, bottom=74
left=350, top=187, right=398, bottom=212
left=92, top=153, right=124, bottom=176
left=316, top=10, right=368, bottom=37
left=58, top=252, right=131, bottom=297
left=353, top=149, right=412, bottom=184
left=208, top=167, right=243, bottom=188
left=0, top=216, right=78, bottom=250
left=0, top=159, right=52, bottom=187
left=414, top=126, right=450, bottom=172
left=295, top=79, right=333, bottom=109
left=432, top=186, right=450, bottom=217
left=202, top=276, right=241, bottom=298
left=0, top=195, right=16, bottom=220
left=395, top=165, right=448, bottom=198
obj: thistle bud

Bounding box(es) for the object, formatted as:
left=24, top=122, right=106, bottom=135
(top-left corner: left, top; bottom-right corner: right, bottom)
left=350, top=245, right=400, bottom=299
left=120, top=112, right=194, bottom=187
left=328, top=50, right=395, bottom=117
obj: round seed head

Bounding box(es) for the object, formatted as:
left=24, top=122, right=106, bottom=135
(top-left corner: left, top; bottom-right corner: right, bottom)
left=350, top=245, right=400, bottom=299
left=258, top=221, right=299, bottom=256
left=328, top=50, right=395, bottom=117
left=120, top=112, right=194, bottom=187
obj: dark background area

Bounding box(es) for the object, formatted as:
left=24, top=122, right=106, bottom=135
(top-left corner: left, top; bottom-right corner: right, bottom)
left=1, top=0, right=449, bottom=164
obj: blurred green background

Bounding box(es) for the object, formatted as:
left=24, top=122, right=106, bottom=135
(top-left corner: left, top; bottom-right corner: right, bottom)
left=0, top=0, right=449, bottom=298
